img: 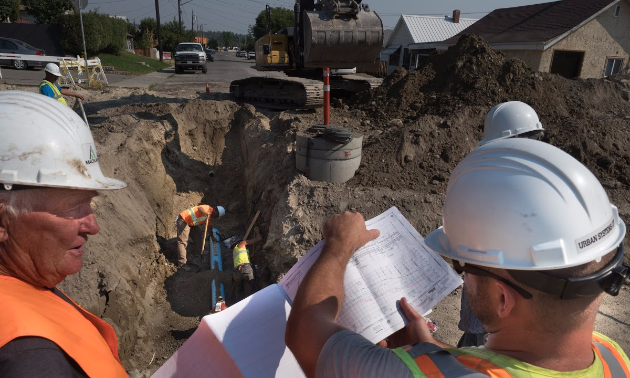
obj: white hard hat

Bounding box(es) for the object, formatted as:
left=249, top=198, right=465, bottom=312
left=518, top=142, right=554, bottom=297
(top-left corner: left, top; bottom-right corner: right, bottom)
left=425, top=138, right=625, bottom=270
left=216, top=206, right=225, bottom=217
left=44, top=63, right=62, bottom=77
left=0, top=91, right=126, bottom=190
left=477, top=101, right=544, bottom=146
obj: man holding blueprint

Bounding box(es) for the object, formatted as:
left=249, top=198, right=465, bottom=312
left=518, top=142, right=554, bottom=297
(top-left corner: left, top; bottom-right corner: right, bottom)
left=286, top=139, right=630, bottom=377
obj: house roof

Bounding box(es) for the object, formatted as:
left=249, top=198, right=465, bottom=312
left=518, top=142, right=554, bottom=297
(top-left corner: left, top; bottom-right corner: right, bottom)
left=398, top=14, right=478, bottom=45
left=439, top=0, right=619, bottom=49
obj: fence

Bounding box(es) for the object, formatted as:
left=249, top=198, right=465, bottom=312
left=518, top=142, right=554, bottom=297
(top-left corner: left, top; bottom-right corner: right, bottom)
left=0, top=53, right=108, bottom=88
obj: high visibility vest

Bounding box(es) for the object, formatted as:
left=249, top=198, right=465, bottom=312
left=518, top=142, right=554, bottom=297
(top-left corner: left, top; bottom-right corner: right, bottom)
left=392, top=332, right=630, bottom=378
left=179, top=205, right=212, bottom=227
left=39, top=80, right=68, bottom=105
left=233, top=244, right=250, bottom=267
left=0, top=276, right=127, bottom=377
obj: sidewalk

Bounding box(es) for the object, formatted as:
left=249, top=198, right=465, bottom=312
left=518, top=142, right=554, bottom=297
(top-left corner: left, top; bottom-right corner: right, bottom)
left=109, top=68, right=173, bottom=88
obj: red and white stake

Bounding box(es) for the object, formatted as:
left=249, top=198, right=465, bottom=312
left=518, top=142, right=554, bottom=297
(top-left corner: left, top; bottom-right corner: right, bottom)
left=323, top=67, right=330, bottom=125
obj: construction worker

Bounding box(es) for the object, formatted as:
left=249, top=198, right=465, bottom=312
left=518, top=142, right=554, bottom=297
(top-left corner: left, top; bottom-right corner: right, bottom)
left=286, top=139, right=630, bottom=377
left=211, top=295, right=228, bottom=314
left=458, top=100, right=546, bottom=347
left=175, top=204, right=225, bottom=272
left=0, top=91, right=127, bottom=376
left=477, top=100, right=544, bottom=145
left=232, top=226, right=262, bottom=301
left=39, top=63, right=84, bottom=105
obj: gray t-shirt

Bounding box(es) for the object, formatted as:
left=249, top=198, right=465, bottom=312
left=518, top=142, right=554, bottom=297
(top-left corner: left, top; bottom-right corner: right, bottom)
left=316, top=330, right=413, bottom=378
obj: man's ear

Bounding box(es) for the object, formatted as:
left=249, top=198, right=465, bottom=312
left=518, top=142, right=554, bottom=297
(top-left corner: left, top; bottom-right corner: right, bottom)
left=493, top=280, right=517, bottom=319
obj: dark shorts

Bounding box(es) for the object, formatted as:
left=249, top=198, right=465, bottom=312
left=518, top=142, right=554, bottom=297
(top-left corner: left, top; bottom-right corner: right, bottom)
left=233, top=263, right=254, bottom=282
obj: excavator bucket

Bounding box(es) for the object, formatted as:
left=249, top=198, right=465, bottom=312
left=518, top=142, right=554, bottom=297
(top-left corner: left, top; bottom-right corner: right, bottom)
left=302, top=10, right=383, bottom=69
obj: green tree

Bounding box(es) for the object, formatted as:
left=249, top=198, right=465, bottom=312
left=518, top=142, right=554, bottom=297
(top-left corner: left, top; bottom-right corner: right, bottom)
left=0, top=0, right=19, bottom=22
left=206, top=37, right=218, bottom=49
left=23, top=0, right=73, bottom=24
left=250, top=7, right=293, bottom=40
left=221, top=31, right=234, bottom=48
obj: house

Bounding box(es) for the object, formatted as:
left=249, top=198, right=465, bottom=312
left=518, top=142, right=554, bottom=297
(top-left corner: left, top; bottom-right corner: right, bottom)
left=436, top=0, right=630, bottom=79
left=381, top=11, right=478, bottom=74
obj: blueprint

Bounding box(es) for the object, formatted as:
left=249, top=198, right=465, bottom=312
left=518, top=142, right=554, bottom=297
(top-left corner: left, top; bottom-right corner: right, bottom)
left=280, top=207, right=463, bottom=343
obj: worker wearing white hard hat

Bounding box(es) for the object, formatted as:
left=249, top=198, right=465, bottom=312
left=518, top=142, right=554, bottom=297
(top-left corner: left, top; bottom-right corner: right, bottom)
left=39, top=62, right=84, bottom=105
left=0, top=91, right=127, bottom=376
left=286, top=139, right=629, bottom=377
left=478, top=101, right=544, bottom=145
left=175, top=204, right=225, bottom=272
left=458, top=100, right=546, bottom=348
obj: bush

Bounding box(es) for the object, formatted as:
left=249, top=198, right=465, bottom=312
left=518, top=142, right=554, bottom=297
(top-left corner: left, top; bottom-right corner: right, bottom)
left=59, top=13, right=126, bottom=56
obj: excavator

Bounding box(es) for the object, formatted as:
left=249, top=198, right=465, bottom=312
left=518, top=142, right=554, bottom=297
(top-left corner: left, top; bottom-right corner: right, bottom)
left=229, top=0, right=383, bottom=109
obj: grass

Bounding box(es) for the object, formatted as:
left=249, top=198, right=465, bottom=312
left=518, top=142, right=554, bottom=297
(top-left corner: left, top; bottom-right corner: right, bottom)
left=98, top=52, right=172, bottom=75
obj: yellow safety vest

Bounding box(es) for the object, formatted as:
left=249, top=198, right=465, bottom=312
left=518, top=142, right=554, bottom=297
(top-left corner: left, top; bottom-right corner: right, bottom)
left=39, top=80, right=67, bottom=105
left=233, top=245, right=250, bottom=267
left=393, top=332, right=630, bottom=378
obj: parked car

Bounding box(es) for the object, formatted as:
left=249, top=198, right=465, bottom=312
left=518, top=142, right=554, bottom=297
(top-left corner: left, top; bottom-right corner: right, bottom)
left=0, top=37, right=46, bottom=70
left=236, top=50, right=246, bottom=58
left=205, top=49, right=214, bottom=62
left=247, top=51, right=255, bottom=60
left=174, top=42, right=207, bottom=74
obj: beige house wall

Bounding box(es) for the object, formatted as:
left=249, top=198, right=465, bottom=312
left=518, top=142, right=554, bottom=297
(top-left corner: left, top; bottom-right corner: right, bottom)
left=501, top=50, right=544, bottom=71
left=540, top=2, right=630, bottom=78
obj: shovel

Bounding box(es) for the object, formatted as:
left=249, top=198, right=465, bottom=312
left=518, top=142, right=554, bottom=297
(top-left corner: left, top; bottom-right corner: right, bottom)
left=73, top=98, right=89, bottom=126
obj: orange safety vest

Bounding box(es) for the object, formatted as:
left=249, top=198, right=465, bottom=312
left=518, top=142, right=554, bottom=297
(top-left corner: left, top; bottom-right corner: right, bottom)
left=179, top=205, right=212, bottom=227
left=392, top=332, right=630, bottom=378
left=0, top=276, right=128, bottom=378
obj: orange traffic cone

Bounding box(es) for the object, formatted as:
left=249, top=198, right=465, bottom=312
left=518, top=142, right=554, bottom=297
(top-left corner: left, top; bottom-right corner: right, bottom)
left=206, top=84, right=210, bottom=95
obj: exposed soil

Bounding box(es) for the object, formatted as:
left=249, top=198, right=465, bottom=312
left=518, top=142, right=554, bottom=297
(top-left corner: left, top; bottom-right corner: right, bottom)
left=3, top=34, right=629, bottom=376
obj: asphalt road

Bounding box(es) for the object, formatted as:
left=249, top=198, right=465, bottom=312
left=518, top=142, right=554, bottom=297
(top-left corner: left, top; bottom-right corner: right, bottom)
left=0, top=52, right=288, bottom=93
left=152, top=52, right=287, bottom=93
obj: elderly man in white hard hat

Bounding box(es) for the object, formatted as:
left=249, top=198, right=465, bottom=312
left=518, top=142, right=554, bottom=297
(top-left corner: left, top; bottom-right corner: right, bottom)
left=175, top=203, right=225, bottom=272
left=286, top=139, right=630, bottom=377
left=0, top=91, right=127, bottom=376
left=39, top=62, right=84, bottom=105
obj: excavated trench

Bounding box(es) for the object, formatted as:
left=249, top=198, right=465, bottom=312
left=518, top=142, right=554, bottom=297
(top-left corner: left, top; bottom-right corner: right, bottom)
left=49, top=35, right=630, bottom=376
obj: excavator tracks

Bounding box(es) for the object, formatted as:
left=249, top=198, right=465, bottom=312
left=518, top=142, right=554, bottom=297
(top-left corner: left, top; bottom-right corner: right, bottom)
left=229, top=77, right=323, bottom=110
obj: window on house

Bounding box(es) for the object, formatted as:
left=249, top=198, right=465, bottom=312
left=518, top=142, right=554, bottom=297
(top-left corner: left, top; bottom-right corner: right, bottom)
left=605, top=58, right=623, bottom=77
left=614, top=5, right=621, bottom=17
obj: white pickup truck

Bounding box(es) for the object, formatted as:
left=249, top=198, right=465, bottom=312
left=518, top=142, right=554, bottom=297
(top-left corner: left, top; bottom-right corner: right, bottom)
left=174, top=42, right=207, bottom=74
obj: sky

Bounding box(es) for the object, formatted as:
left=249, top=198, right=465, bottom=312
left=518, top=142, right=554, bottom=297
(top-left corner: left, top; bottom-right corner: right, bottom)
left=84, top=0, right=551, bottom=35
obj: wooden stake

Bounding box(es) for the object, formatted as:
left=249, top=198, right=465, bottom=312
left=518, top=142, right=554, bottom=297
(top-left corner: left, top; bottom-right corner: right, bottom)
left=200, top=217, right=210, bottom=256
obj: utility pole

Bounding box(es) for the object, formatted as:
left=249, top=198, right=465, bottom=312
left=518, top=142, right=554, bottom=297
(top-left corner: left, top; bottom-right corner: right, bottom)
left=191, top=9, right=194, bottom=34
left=178, top=0, right=182, bottom=36
left=78, top=0, right=89, bottom=86
left=155, top=0, right=163, bottom=62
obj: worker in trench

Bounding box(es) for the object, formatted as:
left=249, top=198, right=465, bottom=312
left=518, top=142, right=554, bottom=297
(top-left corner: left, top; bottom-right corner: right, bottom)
left=285, top=139, right=630, bottom=377
left=175, top=203, right=225, bottom=272
left=0, top=91, right=128, bottom=377
left=232, top=226, right=263, bottom=302
left=458, top=101, right=545, bottom=348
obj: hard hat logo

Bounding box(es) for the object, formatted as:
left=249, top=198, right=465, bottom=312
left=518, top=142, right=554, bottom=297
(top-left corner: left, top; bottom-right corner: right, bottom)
left=83, top=144, right=99, bottom=165
left=576, top=217, right=615, bottom=252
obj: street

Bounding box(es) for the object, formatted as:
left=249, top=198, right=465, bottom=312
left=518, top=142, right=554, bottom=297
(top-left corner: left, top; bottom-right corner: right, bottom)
left=0, top=51, right=288, bottom=93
